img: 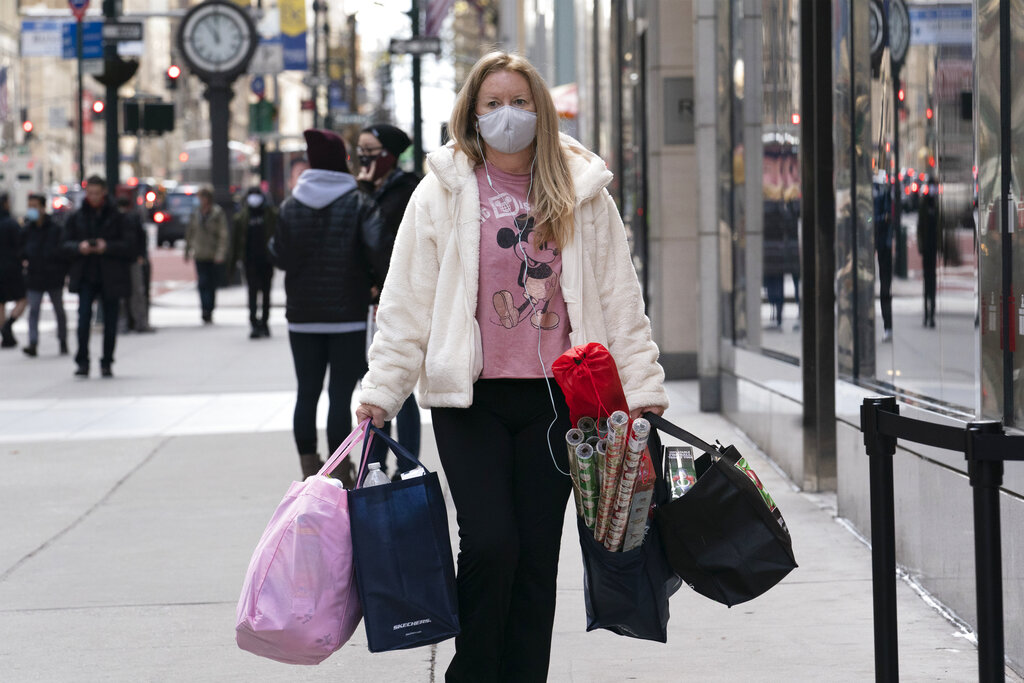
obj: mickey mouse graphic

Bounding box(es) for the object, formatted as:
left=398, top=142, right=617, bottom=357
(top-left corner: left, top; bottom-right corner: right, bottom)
left=492, top=213, right=561, bottom=330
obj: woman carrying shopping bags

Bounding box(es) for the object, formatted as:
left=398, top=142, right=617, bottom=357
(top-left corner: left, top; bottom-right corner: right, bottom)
left=356, top=51, right=668, bottom=682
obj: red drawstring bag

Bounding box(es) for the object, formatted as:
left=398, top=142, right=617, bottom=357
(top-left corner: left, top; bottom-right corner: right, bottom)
left=552, top=343, right=629, bottom=425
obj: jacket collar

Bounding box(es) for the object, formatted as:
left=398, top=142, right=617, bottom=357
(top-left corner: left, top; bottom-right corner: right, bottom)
left=425, top=132, right=613, bottom=204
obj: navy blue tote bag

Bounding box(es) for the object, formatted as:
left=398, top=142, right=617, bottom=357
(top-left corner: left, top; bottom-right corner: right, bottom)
left=348, top=425, right=459, bottom=652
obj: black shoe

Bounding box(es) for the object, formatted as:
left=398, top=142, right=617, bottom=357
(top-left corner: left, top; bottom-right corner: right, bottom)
left=22, top=344, right=37, bottom=357
left=249, top=326, right=260, bottom=339
left=59, top=340, right=69, bottom=355
left=101, top=365, right=113, bottom=378
left=74, top=364, right=89, bottom=378
left=202, top=311, right=212, bottom=325
left=0, top=322, right=15, bottom=348
left=260, top=321, right=271, bottom=337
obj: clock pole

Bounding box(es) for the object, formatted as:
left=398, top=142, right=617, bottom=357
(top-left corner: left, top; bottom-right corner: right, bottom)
left=207, top=80, right=235, bottom=214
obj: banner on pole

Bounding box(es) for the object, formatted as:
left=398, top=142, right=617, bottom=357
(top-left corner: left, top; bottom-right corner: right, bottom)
left=279, top=0, right=308, bottom=71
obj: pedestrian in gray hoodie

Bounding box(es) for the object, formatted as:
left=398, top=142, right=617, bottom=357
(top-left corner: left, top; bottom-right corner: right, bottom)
left=270, top=128, right=391, bottom=484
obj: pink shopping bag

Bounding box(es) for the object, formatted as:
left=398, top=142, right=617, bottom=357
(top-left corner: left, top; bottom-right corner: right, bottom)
left=235, top=421, right=372, bottom=664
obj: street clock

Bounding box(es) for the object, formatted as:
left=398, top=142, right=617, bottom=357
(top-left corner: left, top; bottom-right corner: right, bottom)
left=177, top=0, right=258, bottom=82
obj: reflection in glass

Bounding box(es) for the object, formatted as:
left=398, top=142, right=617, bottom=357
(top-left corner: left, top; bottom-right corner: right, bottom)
left=759, top=0, right=802, bottom=359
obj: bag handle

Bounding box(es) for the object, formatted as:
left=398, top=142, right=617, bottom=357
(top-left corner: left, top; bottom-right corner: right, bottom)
left=642, top=411, right=719, bottom=455
left=356, top=423, right=431, bottom=486
left=319, top=418, right=374, bottom=477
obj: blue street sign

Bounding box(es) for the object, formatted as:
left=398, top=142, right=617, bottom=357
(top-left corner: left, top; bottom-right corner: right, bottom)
left=62, top=20, right=102, bottom=59
left=250, top=75, right=266, bottom=97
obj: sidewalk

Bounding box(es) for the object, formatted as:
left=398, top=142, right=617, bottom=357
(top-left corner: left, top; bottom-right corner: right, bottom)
left=0, top=283, right=1016, bottom=681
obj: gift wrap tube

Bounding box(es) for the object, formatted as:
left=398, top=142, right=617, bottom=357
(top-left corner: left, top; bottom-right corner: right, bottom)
left=594, top=439, right=607, bottom=489
left=597, top=417, right=609, bottom=440
left=605, top=418, right=651, bottom=552
left=622, top=450, right=656, bottom=551
left=575, top=442, right=598, bottom=529
left=595, top=410, right=630, bottom=543
left=577, top=416, right=598, bottom=442
left=565, top=428, right=586, bottom=517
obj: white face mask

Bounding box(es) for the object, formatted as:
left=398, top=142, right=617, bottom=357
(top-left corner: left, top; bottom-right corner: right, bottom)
left=476, top=105, right=538, bottom=154
left=246, top=194, right=264, bottom=208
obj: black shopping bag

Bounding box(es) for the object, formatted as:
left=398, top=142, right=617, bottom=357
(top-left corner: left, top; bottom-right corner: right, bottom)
left=577, top=515, right=682, bottom=642
left=646, top=413, right=797, bottom=607
left=348, top=426, right=459, bottom=652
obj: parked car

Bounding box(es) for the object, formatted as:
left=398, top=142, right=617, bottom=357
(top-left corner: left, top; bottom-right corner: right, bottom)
left=155, top=186, right=200, bottom=247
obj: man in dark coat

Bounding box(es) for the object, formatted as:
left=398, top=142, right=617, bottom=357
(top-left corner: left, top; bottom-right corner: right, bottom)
left=21, top=193, right=68, bottom=357
left=356, top=123, right=422, bottom=471
left=118, top=196, right=153, bottom=333
left=233, top=186, right=278, bottom=339
left=61, top=175, right=135, bottom=377
left=271, top=128, right=391, bottom=483
left=0, top=192, right=27, bottom=348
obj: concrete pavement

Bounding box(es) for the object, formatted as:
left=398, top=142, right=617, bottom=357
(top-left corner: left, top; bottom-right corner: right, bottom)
left=0, top=278, right=1018, bottom=682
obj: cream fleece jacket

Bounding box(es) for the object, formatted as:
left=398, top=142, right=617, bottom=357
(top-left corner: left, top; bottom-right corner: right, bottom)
left=358, top=134, right=669, bottom=420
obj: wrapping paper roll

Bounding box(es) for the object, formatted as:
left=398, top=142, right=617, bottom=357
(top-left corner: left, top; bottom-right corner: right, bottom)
left=595, top=411, right=630, bottom=542
left=605, top=418, right=650, bottom=552
left=622, top=449, right=656, bottom=551
left=565, top=428, right=585, bottom=518
left=575, top=442, right=598, bottom=529
left=577, top=416, right=598, bottom=442
left=595, top=439, right=607, bottom=489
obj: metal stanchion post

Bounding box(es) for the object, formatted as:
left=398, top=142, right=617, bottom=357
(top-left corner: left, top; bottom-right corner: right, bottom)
left=966, top=421, right=1006, bottom=683
left=861, top=396, right=899, bottom=682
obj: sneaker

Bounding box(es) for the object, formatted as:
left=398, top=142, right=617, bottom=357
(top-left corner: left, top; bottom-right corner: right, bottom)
left=882, top=329, right=893, bottom=343
left=100, top=365, right=113, bottom=378
left=74, top=365, right=89, bottom=378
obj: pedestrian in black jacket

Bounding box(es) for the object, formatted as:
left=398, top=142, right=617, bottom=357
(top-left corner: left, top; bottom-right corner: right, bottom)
left=21, top=193, right=68, bottom=357
left=270, top=128, right=391, bottom=483
left=61, top=175, right=135, bottom=377
left=117, top=196, right=153, bottom=333
left=357, top=123, right=423, bottom=471
left=0, top=192, right=28, bottom=348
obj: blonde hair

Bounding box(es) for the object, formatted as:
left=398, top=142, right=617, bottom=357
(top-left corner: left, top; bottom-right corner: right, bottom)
left=449, top=52, right=575, bottom=248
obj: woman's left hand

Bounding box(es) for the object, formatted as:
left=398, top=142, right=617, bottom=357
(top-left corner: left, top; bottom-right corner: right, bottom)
left=631, top=406, right=665, bottom=419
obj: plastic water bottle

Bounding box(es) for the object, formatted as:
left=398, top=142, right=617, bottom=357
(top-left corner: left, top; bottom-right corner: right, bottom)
left=362, top=462, right=390, bottom=488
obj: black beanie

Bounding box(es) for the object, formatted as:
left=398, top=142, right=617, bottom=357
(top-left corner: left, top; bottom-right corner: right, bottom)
left=363, top=123, right=412, bottom=158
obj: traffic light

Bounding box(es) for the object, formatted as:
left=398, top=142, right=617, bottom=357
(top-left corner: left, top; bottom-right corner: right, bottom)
left=166, top=64, right=181, bottom=90
left=20, top=108, right=33, bottom=141
left=91, top=99, right=105, bottom=119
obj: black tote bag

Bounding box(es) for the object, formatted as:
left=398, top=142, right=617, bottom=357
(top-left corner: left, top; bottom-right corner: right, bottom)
left=645, top=413, right=797, bottom=607
left=577, top=512, right=682, bottom=643
left=348, top=426, right=460, bottom=652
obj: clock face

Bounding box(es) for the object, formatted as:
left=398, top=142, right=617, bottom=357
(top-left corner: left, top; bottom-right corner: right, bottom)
left=180, top=1, right=256, bottom=78
left=888, top=0, right=910, bottom=66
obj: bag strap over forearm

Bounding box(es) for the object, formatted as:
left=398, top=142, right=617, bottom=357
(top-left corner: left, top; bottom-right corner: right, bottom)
left=643, top=412, right=719, bottom=455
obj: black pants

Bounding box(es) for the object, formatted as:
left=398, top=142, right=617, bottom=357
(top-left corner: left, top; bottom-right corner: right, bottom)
left=288, top=330, right=367, bottom=456
left=194, top=260, right=220, bottom=316
left=75, top=281, right=119, bottom=368
left=877, top=242, right=893, bottom=330
left=922, top=248, right=937, bottom=325
left=247, top=262, right=273, bottom=325
left=432, top=379, right=572, bottom=683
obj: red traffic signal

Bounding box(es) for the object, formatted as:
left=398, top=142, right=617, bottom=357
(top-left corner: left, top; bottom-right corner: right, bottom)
left=92, top=100, right=105, bottom=115
left=22, top=120, right=33, bottom=133
left=167, top=64, right=181, bottom=80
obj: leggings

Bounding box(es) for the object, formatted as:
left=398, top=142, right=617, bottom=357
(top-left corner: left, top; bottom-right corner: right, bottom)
left=431, top=378, right=572, bottom=683
left=287, top=330, right=367, bottom=456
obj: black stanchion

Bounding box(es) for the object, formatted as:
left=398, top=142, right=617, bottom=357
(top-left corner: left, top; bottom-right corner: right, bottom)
left=860, top=396, right=899, bottom=683
left=967, top=421, right=1007, bottom=683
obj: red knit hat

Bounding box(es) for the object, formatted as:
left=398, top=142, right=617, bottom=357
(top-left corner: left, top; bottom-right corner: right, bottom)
left=303, top=129, right=348, bottom=172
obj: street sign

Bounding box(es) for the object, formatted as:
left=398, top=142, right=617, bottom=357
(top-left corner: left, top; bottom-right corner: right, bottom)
left=248, top=38, right=284, bottom=74
left=389, top=37, right=441, bottom=56
left=102, top=21, right=143, bottom=42
left=250, top=75, right=265, bottom=97
left=332, top=113, right=372, bottom=125
left=21, top=21, right=66, bottom=58
left=302, top=74, right=330, bottom=87
left=62, top=21, right=103, bottom=59
left=68, top=0, right=90, bottom=21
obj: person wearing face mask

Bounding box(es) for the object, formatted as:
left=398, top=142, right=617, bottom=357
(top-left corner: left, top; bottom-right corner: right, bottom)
left=356, top=123, right=423, bottom=472
left=233, top=186, right=278, bottom=339
left=20, top=193, right=68, bottom=357
left=355, top=52, right=668, bottom=681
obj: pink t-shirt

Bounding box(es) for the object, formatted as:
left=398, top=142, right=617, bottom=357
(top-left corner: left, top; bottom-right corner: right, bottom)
left=475, top=163, right=571, bottom=379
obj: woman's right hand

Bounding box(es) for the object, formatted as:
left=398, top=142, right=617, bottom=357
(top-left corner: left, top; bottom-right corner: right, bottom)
left=356, top=403, right=387, bottom=428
